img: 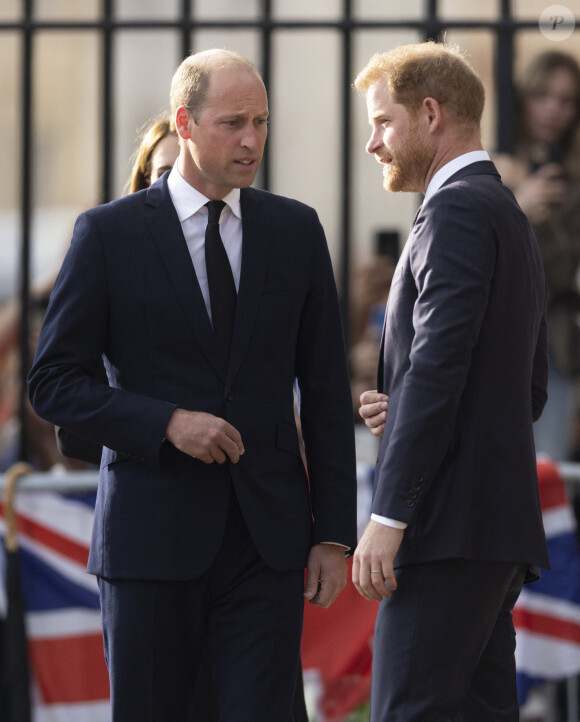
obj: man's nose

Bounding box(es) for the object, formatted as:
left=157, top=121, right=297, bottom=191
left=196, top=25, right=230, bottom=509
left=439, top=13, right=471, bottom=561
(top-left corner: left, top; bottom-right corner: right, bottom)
left=366, top=128, right=382, bottom=154
left=241, top=126, right=260, bottom=149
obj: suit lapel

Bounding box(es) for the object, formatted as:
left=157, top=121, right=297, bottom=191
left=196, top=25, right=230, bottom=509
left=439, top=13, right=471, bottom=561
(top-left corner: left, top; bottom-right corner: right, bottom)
left=228, top=188, right=269, bottom=383
left=143, top=178, right=227, bottom=381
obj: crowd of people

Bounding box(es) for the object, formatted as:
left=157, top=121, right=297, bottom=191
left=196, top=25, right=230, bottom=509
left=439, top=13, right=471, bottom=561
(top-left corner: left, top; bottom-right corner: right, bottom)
left=495, top=50, right=580, bottom=463
left=0, top=42, right=579, bottom=721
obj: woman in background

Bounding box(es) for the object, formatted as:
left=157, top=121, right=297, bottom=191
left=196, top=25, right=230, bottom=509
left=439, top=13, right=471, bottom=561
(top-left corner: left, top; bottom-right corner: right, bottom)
left=495, top=51, right=580, bottom=462
left=127, top=116, right=179, bottom=193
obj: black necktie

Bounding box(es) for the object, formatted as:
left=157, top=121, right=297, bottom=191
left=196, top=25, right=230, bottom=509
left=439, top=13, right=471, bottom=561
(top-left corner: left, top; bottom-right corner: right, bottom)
left=205, top=200, right=237, bottom=361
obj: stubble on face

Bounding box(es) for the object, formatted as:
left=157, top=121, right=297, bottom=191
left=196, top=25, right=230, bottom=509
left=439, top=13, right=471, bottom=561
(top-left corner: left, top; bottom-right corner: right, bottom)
left=382, top=116, right=433, bottom=194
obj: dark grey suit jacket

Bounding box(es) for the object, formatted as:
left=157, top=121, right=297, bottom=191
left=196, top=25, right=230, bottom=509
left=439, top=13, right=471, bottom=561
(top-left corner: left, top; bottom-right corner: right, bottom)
left=28, top=176, right=357, bottom=580
left=374, top=161, right=550, bottom=573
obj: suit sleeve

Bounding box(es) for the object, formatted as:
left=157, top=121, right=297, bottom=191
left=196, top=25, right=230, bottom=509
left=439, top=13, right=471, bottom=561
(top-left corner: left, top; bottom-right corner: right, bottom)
left=531, top=309, right=549, bottom=422
left=56, top=426, right=103, bottom=465
left=28, top=211, right=176, bottom=468
left=372, top=187, right=496, bottom=522
left=294, top=210, right=358, bottom=551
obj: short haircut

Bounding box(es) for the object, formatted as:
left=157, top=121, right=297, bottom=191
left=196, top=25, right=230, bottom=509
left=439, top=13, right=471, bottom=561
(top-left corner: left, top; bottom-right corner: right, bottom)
left=170, top=49, right=262, bottom=123
left=354, top=41, right=485, bottom=127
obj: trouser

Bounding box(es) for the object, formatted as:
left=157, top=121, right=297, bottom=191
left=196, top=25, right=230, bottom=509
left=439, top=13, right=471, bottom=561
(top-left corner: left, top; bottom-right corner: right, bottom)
left=98, top=490, right=305, bottom=721
left=370, top=558, right=527, bottom=721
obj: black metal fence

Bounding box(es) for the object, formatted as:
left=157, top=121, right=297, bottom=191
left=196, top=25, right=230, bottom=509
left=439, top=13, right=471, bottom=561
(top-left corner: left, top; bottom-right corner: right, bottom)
left=0, top=0, right=568, bottom=459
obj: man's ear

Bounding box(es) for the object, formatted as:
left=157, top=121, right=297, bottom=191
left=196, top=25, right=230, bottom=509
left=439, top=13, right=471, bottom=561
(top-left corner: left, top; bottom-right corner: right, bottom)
left=423, top=97, right=441, bottom=133
left=175, top=106, right=192, bottom=140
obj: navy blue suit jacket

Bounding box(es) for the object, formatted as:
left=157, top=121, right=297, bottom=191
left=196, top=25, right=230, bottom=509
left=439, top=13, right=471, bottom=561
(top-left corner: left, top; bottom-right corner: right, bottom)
left=374, top=161, right=550, bottom=572
left=28, top=176, right=357, bottom=580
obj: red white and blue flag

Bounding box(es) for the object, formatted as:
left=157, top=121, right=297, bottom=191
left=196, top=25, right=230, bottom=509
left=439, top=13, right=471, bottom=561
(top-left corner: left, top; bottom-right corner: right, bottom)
left=514, top=457, right=580, bottom=704
left=3, top=458, right=580, bottom=720
left=0, top=489, right=110, bottom=721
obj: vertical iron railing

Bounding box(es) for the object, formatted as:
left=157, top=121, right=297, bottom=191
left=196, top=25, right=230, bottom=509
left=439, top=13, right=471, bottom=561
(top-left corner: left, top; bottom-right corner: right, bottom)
left=101, top=0, right=114, bottom=204
left=259, top=0, right=272, bottom=191
left=497, top=0, right=516, bottom=153
left=18, top=0, right=34, bottom=462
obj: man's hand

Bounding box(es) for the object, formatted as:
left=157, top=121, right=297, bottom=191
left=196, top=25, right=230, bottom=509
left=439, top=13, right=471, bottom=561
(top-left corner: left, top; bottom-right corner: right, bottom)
left=359, top=390, right=389, bottom=437
left=303, top=544, right=347, bottom=608
left=165, top=409, right=244, bottom=464
left=352, top=520, right=403, bottom=601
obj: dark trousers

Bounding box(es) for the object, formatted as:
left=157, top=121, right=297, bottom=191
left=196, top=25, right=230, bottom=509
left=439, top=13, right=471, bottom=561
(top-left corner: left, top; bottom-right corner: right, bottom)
left=370, top=558, right=527, bottom=722
left=98, top=490, right=304, bottom=721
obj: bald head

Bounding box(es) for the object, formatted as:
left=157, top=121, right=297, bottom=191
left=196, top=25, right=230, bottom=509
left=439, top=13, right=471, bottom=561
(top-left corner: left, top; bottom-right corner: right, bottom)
left=170, top=49, right=264, bottom=123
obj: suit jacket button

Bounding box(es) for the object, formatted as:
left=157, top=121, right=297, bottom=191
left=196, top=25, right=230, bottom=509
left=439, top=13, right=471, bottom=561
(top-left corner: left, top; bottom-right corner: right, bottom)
left=226, top=393, right=236, bottom=402
left=406, top=499, right=416, bottom=508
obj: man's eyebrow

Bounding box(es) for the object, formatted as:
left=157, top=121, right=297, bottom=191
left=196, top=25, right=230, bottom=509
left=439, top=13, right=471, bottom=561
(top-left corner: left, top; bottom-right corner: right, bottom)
left=217, top=109, right=270, bottom=119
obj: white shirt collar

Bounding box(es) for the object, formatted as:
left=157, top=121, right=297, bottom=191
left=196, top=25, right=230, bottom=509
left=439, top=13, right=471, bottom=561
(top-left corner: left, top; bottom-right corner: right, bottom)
left=424, top=150, right=490, bottom=202
left=167, top=164, right=242, bottom=221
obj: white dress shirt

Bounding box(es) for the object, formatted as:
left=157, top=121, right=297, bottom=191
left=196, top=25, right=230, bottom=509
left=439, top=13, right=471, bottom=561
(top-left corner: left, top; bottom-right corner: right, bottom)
left=167, top=165, right=243, bottom=323
left=371, top=150, right=491, bottom=531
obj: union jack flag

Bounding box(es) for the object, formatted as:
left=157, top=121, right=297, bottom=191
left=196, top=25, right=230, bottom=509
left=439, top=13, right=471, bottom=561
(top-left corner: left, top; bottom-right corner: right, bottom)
left=514, top=457, right=580, bottom=704
left=0, top=488, right=109, bottom=721
left=3, top=458, right=580, bottom=720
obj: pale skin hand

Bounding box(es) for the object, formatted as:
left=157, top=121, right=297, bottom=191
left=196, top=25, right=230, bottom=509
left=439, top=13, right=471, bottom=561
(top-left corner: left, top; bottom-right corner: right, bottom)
left=352, top=521, right=404, bottom=602
left=164, top=408, right=244, bottom=464
left=303, top=543, right=347, bottom=608
left=359, top=389, right=389, bottom=436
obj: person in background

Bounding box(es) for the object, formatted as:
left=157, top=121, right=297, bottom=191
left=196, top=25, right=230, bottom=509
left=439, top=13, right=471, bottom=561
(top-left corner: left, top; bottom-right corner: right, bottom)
left=494, top=51, right=580, bottom=462
left=353, top=42, right=549, bottom=720
left=29, top=49, right=356, bottom=721
left=348, top=256, right=395, bottom=422
left=127, top=116, right=180, bottom=193
left=0, top=288, right=77, bottom=472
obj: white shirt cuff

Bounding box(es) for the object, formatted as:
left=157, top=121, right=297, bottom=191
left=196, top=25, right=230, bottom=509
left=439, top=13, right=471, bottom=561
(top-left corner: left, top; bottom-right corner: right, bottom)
left=371, top=513, right=408, bottom=530
left=321, top=541, right=350, bottom=550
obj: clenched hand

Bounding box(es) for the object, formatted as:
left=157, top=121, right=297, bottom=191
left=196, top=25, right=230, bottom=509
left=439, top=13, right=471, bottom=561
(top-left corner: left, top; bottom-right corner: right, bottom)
left=165, top=409, right=244, bottom=464
left=359, top=390, right=389, bottom=436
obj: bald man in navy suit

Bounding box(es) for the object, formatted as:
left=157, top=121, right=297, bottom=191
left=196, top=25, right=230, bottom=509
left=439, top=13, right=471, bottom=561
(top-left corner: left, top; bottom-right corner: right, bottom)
left=353, top=42, right=549, bottom=721
left=29, top=49, right=356, bottom=721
